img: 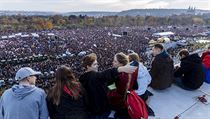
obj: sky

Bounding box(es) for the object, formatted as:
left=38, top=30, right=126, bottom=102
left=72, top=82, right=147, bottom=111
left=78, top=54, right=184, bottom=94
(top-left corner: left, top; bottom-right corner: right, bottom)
left=0, top=0, right=209, bottom=12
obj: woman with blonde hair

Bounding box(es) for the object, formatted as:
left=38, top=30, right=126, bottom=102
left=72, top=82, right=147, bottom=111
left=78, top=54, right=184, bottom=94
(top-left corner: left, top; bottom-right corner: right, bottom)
left=108, top=52, right=148, bottom=119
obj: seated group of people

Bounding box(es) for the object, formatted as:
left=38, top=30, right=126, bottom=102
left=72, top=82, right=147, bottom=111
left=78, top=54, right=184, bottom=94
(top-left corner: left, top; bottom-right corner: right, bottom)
left=0, top=44, right=209, bottom=119
left=150, top=44, right=209, bottom=91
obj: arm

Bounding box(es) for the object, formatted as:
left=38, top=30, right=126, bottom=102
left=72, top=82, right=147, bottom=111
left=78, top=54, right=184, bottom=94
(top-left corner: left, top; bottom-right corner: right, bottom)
left=149, top=59, right=159, bottom=79
left=0, top=96, right=4, bottom=119
left=39, top=91, right=49, bottom=119
left=97, top=65, right=137, bottom=84
left=174, top=61, right=190, bottom=77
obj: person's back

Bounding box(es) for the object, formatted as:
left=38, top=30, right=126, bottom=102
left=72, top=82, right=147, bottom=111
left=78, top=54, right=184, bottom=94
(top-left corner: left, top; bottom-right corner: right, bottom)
left=0, top=67, right=48, bottom=119
left=150, top=44, right=174, bottom=90
left=0, top=85, right=47, bottom=119
left=136, top=63, right=151, bottom=95
left=47, top=89, right=88, bottom=119
left=175, top=53, right=205, bottom=89
left=79, top=71, right=113, bottom=115
left=47, top=65, right=88, bottom=119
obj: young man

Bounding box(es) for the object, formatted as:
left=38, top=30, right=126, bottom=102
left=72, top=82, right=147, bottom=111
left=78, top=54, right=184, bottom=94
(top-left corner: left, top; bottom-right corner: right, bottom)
left=0, top=67, right=48, bottom=119
left=79, top=53, right=136, bottom=119
left=150, top=44, right=174, bottom=90
left=174, top=49, right=205, bottom=90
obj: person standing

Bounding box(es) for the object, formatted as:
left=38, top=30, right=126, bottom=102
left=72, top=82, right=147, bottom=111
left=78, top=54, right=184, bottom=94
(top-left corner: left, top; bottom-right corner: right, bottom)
left=0, top=67, right=48, bottom=119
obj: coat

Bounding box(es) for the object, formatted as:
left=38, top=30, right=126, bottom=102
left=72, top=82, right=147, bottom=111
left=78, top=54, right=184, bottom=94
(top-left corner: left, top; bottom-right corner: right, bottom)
left=174, top=54, right=205, bottom=89
left=79, top=68, right=118, bottom=116
left=47, top=88, right=88, bottom=119
left=150, top=51, right=174, bottom=90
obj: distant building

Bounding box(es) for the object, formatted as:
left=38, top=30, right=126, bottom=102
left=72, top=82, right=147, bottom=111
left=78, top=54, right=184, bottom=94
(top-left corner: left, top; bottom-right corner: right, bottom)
left=187, top=6, right=196, bottom=15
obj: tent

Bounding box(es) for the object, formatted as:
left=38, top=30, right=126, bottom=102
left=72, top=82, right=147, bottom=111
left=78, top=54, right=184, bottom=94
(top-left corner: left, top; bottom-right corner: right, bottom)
left=153, top=31, right=175, bottom=37
left=149, top=39, right=157, bottom=44
left=157, top=37, right=171, bottom=43
left=112, top=34, right=122, bottom=37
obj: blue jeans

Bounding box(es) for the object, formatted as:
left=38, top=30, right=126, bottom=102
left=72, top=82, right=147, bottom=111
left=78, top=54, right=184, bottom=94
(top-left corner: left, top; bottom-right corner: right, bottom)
left=174, top=78, right=195, bottom=91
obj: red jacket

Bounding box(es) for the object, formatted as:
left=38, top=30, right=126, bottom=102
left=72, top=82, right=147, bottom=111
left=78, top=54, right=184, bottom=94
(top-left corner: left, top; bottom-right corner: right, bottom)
left=201, top=51, right=210, bottom=61
left=203, top=53, right=210, bottom=69
left=107, top=69, right=148, bottom=119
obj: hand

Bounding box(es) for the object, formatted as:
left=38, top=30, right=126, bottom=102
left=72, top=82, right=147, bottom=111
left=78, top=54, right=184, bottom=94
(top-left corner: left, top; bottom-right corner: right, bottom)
left=175, top=66, right=180, bottom=70
left=118, top=65, right=137, bottom=74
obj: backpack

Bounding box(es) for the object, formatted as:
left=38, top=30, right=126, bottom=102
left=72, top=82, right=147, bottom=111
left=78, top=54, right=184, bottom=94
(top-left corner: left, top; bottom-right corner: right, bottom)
left=125, top=73, right=148, bottom=119
left=126, top=91, right=148, bottom=119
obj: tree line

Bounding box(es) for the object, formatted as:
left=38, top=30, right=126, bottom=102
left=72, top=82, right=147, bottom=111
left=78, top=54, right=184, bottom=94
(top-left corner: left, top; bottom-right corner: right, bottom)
left=0, top=14, right=210, bottom=32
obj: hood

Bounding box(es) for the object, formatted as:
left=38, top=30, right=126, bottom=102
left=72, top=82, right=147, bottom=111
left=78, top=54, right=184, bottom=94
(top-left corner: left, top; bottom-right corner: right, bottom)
left=181, top=53, right=201, bottom=64
left=157, top=50, right=169, bottom=58
left=11, top=85, right=36, bottom=100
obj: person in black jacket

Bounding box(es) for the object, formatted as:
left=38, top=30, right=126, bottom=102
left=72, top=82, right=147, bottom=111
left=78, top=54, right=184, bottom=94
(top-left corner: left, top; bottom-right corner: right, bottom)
left=47, top=65, right=89, bottom=119
left=150, top=44, right=174, bottom=90
left=174, top=49, right=205, bottom=90
left=79, top=53, right=136, bottom=119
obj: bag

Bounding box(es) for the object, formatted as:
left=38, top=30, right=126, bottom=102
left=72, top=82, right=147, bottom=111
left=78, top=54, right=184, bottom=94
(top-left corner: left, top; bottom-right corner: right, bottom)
left=125, top=73, right=148, bottom=119
left=126, top=91, right=148, bottom=119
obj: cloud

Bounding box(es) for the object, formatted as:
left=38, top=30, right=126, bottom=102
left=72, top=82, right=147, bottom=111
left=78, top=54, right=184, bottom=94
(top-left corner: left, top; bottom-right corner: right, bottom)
left=0, top=0, right=209, bottom=12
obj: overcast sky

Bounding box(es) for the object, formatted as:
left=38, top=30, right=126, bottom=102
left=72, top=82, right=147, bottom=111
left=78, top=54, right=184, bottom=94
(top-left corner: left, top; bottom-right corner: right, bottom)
left=0, top=0, right=209, bottom=12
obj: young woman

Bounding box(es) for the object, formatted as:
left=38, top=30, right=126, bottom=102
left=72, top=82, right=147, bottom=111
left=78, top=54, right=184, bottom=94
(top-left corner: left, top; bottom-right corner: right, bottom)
left=108, top=52, right=148, bottom=119
left=47, top=65, right=88, bottom=119
left=79, top=53, right=136, bottom=119
left=128, top=52, right=154, bottom=116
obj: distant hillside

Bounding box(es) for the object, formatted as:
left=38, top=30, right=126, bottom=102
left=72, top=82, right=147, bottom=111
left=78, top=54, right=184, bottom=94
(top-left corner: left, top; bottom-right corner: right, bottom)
left=0, top=11, right=58, bottom=16
left=0, top=9, right=209, bottom=17
left=63, top=12, right=117, bottom=17
left=117, top=9, right=210, bottom=17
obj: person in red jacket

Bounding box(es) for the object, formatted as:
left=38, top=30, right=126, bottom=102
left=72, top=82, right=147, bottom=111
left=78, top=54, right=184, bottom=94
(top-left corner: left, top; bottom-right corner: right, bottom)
left=202, top=45, right=210, bottom=83
left=202, top=45, right=210, bottom=69
left=201, top=45, right=210, bottom=61
left=108, top=52, right=148, bottom=119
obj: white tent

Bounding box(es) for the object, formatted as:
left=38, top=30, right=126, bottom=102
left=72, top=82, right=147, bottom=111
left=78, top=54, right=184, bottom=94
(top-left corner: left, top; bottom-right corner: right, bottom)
left=153, top=31, right=175, bottom=37
left=21, top=34, right=29, bottom=38
left=1, top=36, right=8, bottom=39
left=8, top=35, right=15, bottom=38
left=112, top=34, right=122, bottom=37
left=47, top=33, right=55, bottom=36
left=78, top=51, right=87, bottom=56
left=31, top=33, right=39, bottom=37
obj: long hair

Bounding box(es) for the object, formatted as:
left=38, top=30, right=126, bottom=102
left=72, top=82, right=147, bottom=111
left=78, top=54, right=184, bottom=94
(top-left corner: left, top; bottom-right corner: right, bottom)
left=48, top=65, right=81, bottom=105
left=115, top=52, right=129, bottom=66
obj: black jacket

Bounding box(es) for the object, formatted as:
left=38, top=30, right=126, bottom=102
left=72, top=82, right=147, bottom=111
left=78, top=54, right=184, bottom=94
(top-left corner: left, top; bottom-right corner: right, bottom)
left=79, top=68, right=118, bottom=116
left=150, top=51, right=174, bottom=90
left=174, top=54, right=205, bottom=89
left=47, top=91, right=89, bottom=119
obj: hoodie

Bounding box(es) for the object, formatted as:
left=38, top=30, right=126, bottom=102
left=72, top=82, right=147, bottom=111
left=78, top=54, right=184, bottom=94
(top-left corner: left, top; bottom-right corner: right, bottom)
left=0, top=84, right=48, bottom=119
left=174, top=54, right=205, bottom=89
left=135, top=63, right=152, bottom=96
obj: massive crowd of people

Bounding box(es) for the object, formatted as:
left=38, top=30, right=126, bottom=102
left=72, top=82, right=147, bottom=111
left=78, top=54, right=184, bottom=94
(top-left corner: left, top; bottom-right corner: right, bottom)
left=0, top=25, right=210, bottom=119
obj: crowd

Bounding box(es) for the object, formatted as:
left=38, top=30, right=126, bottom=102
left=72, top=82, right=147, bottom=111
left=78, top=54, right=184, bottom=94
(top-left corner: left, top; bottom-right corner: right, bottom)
left=0, top=43, right=209, bottom=119
left=0, top=25, right=209, bottom=119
